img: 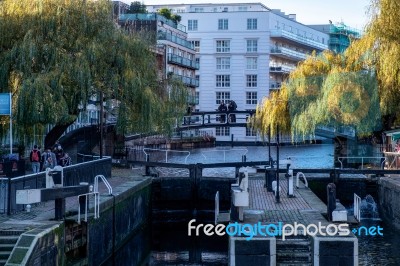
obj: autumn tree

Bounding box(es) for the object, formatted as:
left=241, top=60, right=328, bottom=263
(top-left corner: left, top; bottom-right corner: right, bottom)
left=0, top=0, right=187, bottom=148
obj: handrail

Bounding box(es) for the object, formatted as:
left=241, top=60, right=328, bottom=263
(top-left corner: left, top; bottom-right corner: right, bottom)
left=295, top=172, right=308, bottom=188
left=94, top=175, right=112, bottom=195
left=354, top=193, right=361, bottom=221
left=143, top=148, right=190, bottom=164
left=78, top=192, right=99, bottom=224
left=215, top=191, right=219, bottom=225
left=338, top=156, right=386, bottom=169
left=201, top=148, right=248, bottom=162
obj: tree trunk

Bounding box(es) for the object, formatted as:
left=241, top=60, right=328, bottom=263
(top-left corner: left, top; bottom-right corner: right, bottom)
left=44, top=122, right=74, bottom=149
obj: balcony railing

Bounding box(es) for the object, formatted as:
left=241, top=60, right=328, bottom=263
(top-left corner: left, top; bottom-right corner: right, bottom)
left=270, top=29, right=328, bottom=51
left=167, top=53, right=199, bottom=70
left=270, top=47, right=308, bottom=61
left=172, top=74, right=199, bottom=87
left=158, top=32, right=194, bottom=50
left=119, top=13, right=186, bottom=33
left=269, top=65, right=295, bottom=73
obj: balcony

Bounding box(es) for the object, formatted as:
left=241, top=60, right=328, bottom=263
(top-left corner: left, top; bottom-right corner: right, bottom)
left=172, top=74, right=199, bottom=87
left=119, top=13, right=187, bottom=33
left=158, top=31, right=194, bottom=50
left=270, top=47, right=308, bottom=61
left=167, top=53, right=199, bottom=70
left=269, top=65, right=296, bottom=74
left=270, top=29, right=328, bottom=51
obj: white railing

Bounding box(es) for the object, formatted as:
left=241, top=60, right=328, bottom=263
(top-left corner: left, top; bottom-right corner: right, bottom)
left=143, top=148, right=190, bottom=163
left=354, top=193, right=361, bottom=221
left=296, top=172, right=308, bottom=188
left=201, top=148, right=248, bottom=162
left=94, top=175, right=112, bottom=195
left=78, top=192, right=99, bottom=224
left=215, top=191, right=219, bottom=225
left=338, top=156, right=386, bottom=169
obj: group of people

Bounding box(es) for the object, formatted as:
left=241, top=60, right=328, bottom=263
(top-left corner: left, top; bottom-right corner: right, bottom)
left=217, top=100, right=237, bottom=123
left=29, top=141, right=72, bottom=173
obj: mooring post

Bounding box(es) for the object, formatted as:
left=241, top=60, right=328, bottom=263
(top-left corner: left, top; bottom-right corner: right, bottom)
left=145, top=154, right=150, bottom=176
left=327, top=183, right=336, bottom=221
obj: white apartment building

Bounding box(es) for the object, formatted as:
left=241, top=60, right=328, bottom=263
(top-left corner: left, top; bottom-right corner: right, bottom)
left=147, top=3, right=329, bottom=143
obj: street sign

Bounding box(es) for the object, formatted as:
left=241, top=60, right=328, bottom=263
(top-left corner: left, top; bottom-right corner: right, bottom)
left=0, top=93, right=11, bottom=115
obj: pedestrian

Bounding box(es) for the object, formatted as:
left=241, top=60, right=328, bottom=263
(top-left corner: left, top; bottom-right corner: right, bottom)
left=54, top=144, right=65, bottom=166
left=30, top=145, right=41, bottom=173
left=218, top=101, right=227, bottom=123
left=228, top=100, right=237, bottom=122
left=42, top=147, right=57, bottom=170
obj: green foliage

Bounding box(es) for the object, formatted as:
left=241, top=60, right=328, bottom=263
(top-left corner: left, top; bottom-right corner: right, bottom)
left=128, top=1, right=147, bottom=14
left=157, top=8, right=181, bottom=24
left=0, top=0, right=188, bottom=141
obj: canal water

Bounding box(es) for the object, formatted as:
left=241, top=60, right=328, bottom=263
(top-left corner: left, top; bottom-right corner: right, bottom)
left=117, top=144, right=400, bottom=265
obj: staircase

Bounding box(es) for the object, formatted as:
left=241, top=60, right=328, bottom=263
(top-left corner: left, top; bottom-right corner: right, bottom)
left=0, top=231, right=24, bottom=266
left=276, top=235, right=312, bottom=266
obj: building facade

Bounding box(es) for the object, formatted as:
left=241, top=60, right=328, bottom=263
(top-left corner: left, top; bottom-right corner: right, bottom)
left=147, top=3, right=329, bottom=142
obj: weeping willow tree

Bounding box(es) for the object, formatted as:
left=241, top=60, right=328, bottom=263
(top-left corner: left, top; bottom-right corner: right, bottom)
left=251, top=50, right=381, bottom=140
left=0, top=0, right=187, bottom=148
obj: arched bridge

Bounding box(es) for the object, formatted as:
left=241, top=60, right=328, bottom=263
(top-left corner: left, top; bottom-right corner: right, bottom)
left=176, top=110, right=356, bottom=140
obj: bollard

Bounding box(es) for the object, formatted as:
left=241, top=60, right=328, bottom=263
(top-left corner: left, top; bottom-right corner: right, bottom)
left=327, top=183, right=336, bottom=221
left=287, top=169, right=294, bottom=197
left=242, top=155, right=247, bottom=162
left=265, top=168, right=275, bottom=192
left=145, top=154, right=150, bottom=176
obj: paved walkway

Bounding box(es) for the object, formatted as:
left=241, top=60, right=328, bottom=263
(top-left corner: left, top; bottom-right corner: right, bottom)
left=245, top=175, right=328, bottom=225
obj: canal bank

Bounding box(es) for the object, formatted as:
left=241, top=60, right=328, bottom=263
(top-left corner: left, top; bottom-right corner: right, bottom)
left=0, top=168, right=152, bottom=266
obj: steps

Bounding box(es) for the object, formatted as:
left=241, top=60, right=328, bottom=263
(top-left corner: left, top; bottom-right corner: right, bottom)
left=276, top=235, right=312, bottom=266
left=0, top=231, right=24, bottom=266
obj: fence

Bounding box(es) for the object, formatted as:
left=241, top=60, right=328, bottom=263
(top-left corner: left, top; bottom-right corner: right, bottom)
left=0, top=157, right=111, bottom=214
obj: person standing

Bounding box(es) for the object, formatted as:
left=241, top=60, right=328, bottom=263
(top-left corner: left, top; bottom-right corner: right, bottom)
left=42, top=147, right=57, bottom=170
left=218, top=101, right=227, bottom=123
left=30, top=145, right=41, bottom=173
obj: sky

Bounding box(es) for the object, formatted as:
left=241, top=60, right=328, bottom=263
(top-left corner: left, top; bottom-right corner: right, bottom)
left=125, top=0, right=372, bottom=30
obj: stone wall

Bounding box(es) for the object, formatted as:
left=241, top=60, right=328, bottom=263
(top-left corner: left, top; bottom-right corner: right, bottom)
left=87, top=178, right=152, bottom=266
left=378, top=177, right=400, bottom=230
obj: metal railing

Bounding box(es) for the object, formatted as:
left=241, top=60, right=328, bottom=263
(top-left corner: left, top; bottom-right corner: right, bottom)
left=338, top=156, right=386, bottom=169
left=270, top=47, right=308, bottom=60
left=143, top=148, right=191, bottom=164
left=270, top=29, right=328, bottom=51
left=167, top=53, right=199, bottom=69
left=0, top=157, right=111, bottom=214
left=201, top=148, right=248, bottom=163
left=215, top=191, right=219, bottom=225
left=295, top=172, right=308, bottom=188
left=78, top=192, right=99, bottom=224
left=354, top=193, right=361, bottom=221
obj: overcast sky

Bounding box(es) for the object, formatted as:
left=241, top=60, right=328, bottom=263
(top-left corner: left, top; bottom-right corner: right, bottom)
left=124, top=0, right=372, bottom=30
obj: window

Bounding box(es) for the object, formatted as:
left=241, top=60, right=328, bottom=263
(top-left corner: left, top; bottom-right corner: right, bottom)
left=246, top=127, right=257, bottom=136
left=191, top=40, right=200, bottom=52
left=246, top=92, right=258, bottom=104
left=216, top=57, right=230, bottom=70
left=238, top=6, right=248, bottom=11
left=195, top=91, right=199, bottom=105
left=246, top=39, right=258, bottom=52
left=247, top=18, right=257, bottom=30
left=218, top=19, right=228, bottom=30
left=216, top=75, right=230, bottom=87
left=195, top=57, right=200, bottom=66
left=216, top=40, right=230, bottom=53
left=188, top=20, right=198, bottom=31
left=216, top=127, right=230, bottom=136
left=246, top=57, right=257, bottom=70
left=246, top=75, right=257, bottom=87
left=194, top=8, right=204, bottom=12
left=216, top=92, right=230, bottom=104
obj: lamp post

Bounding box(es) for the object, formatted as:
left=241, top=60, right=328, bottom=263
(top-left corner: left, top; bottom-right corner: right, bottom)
left=276, top=124, right=280, bottom=203
left=100, top=91, right=104, bottom=159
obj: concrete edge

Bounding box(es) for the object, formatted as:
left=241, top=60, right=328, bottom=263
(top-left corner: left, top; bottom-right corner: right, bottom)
left=6, top=223, right=62, bottom=266
left=313, top=235, right=358, bottom=266
left=229, top=236, right=276, bottom=266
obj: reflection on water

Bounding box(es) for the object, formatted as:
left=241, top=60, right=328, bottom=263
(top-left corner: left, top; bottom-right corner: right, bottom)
left=354, top=219, right=400, bottom=266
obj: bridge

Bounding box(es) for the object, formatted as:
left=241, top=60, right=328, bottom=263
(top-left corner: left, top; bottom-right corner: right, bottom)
left=177, top=110, right=356, bottom=140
